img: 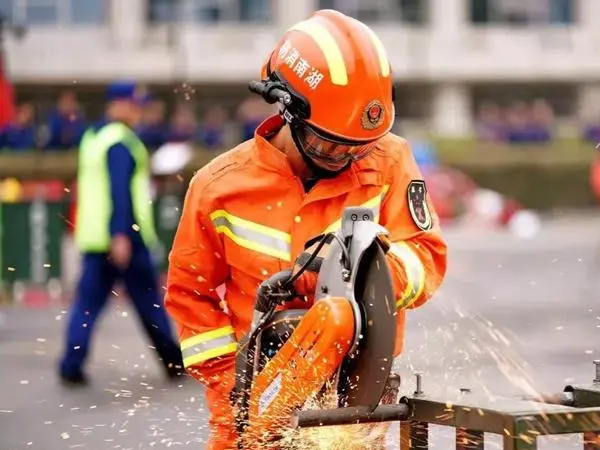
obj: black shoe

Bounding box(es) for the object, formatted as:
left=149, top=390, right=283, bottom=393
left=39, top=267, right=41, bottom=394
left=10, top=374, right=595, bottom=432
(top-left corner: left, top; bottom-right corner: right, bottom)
left=59, top=371, right=89, bottom=387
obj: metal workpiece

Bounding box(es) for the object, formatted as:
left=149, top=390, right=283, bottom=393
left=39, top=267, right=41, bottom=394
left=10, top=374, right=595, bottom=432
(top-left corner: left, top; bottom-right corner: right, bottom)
left=291, top=403, right=411, bottom=428
left=521, top=391, right=575, bottom=407
left=560, top=361, right=600, bottom=408
left=564, top=384, right=600, bottom=408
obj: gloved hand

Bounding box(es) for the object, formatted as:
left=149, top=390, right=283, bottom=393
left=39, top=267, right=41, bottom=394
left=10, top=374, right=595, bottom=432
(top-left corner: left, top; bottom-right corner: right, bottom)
left=292, top=233, right=333, bottom=296
left=255, top=269, right=296, bottom=313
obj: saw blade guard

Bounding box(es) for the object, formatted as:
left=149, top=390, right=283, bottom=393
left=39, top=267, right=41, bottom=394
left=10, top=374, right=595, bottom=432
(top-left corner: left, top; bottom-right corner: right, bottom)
left=314, top=206, right=397, bottom=411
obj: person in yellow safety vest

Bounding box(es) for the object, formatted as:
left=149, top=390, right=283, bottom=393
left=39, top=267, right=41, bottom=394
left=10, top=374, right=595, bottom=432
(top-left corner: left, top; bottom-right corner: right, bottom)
left=58, top=81, right=183, bottom=386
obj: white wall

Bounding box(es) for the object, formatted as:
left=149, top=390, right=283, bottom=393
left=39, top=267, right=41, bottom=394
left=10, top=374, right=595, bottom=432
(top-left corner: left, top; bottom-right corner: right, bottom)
left=5, top=0, right=599, bottom=137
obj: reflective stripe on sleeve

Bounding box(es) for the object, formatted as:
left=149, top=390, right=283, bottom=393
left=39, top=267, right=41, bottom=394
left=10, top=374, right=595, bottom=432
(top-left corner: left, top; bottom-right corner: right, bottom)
left=181, top=325, right=238, bottom=368
left=389, top=242, right=426, bottom=309
left=210, top=210, right=292, bottom=261
left=324, top=185, right=390, bottom=233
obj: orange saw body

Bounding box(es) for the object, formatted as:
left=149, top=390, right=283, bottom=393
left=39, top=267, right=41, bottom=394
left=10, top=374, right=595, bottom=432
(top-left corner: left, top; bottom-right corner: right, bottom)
left=241, top=297, right=355, bottom=447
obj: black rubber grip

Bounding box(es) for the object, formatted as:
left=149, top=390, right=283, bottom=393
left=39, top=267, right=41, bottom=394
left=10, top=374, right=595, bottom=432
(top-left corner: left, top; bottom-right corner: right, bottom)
left=296, top=252, right=323, bottom=272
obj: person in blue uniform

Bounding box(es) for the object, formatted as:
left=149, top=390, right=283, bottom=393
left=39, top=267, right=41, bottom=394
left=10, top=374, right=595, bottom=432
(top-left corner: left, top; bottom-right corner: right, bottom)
left=58, top=81, right=183, bottom=386
left=43, top=90, right=87, bottom=151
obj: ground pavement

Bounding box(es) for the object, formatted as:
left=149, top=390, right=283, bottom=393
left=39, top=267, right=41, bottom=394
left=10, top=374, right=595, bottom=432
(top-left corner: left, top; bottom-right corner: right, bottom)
left=2, top=212, right=600, bottom=450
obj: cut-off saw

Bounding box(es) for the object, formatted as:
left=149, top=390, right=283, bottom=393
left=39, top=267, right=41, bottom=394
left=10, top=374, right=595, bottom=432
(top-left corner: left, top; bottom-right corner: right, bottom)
left=232, top=206, right=410, bottom=448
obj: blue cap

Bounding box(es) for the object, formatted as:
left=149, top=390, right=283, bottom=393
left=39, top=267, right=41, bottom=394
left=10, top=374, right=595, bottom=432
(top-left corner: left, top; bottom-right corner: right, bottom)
left=106, top=81, right=151, bottom=104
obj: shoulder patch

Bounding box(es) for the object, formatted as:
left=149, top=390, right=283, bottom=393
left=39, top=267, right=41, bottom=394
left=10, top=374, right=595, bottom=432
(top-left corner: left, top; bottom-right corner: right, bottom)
left=407, top=180, right=433, bottom=231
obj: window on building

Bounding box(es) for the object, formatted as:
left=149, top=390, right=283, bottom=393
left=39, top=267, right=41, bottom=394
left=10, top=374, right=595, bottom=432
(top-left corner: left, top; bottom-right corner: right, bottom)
left=469, top=0, right=576, bottom=25
left=394, top=83, right=432, bottom=119
left=148, top=0, right=272, bottom=23
left=70, top=0, right=104, bottom=24
left=0, top=0, right=14, bottom=22
left=148, top=0, right=177, bottom=23
left=318, top=0, right=428, bottom=24
left=0, top=0, right=105, bottom=25
left=24, top=0, right=58, bottom=25
left=190, top=0, right=272, bottom=23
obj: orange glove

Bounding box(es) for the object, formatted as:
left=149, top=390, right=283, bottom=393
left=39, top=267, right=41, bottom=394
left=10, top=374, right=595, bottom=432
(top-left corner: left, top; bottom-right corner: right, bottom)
left=292, top=234, right=332, bottom=297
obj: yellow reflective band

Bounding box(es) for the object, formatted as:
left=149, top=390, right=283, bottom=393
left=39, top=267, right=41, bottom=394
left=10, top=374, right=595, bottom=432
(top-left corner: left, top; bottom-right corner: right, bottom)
left=181, top=326, right=237, bottom=368
left=289, top=20, right=349, bottom=86
left=324, top=185, right=390, bottom=233
left=353, top=19, right=390, bottom=78
left=390, top=242, right=426, bottom=309
left=183, top=343, right=237, bottom=368
left=210, top=210, right=291, bottom=261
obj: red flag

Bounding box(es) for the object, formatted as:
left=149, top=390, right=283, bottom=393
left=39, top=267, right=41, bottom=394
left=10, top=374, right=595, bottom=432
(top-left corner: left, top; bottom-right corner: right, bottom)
left=0, top=55, right=16, bottom=127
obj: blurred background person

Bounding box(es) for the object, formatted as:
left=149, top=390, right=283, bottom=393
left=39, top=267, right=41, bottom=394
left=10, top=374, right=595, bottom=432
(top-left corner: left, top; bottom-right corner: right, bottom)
left=42, top=90, right=87, bottom=151
left=474, top=102, right=506, bottom=142
left=504, top=100, right=555, bottom=144
left=137, top=98, right=168, bottom=151
left=236, top=95, right=274, bottom=141
left=166, top=103, right=199, bottom=144
left=528, top=99, right=555, bottom=143
left=505, top=101, right=533, bottom=144
left=584, top=115, right=600, bottom=144
left=200, top=104, right=228, bottom=150
left=58, top=81, right=183, bottom=386
left=0, top=102, right=36, bottom=151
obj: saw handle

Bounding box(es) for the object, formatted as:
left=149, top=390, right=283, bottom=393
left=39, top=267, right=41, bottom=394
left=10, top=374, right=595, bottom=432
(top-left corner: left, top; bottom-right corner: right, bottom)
left=255, top=231, right=342, bottom=313
left=255, top=270, right=296, bottom=313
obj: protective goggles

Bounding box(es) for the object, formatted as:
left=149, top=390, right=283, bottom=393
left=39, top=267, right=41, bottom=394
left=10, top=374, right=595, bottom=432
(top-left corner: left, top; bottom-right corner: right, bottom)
left=296, top=122, right=379, bottom=165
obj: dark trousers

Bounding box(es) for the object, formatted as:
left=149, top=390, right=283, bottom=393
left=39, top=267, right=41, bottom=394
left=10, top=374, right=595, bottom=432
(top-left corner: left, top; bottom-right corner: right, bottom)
left=59, top=247, right=182, bottom=377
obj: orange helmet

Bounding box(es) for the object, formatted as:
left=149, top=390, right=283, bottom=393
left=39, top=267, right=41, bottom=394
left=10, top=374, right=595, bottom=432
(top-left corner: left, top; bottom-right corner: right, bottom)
left=255, top=10, right=395, bottom=170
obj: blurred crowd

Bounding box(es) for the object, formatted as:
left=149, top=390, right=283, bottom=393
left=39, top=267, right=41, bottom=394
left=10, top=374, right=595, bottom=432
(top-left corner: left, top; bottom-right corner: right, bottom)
left=3, top=91, right=600, bottom=151
left=0, top=90, right=276, bottom=152
left=474, top=99, right=600, bottom=145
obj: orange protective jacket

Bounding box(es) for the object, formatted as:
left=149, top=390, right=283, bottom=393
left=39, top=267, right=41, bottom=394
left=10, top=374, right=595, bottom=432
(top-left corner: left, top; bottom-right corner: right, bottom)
left=164, top=116, right=448, bottom=394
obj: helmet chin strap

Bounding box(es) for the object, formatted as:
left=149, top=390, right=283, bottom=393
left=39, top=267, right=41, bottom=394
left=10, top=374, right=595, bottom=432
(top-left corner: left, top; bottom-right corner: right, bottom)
left=288, top=118, right=351, bottom=180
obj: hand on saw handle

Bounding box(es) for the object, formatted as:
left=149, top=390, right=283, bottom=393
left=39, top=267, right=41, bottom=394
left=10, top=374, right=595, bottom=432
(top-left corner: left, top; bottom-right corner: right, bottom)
left=254, top=269, right=297, bottom=313
left=255, top=233, right=334, bottom=310
left=292, top=233, right=333, bottom=298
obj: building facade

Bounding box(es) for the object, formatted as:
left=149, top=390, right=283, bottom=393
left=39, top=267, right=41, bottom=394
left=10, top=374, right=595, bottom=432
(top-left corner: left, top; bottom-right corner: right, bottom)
left=2, top=0, right=599, bottom=136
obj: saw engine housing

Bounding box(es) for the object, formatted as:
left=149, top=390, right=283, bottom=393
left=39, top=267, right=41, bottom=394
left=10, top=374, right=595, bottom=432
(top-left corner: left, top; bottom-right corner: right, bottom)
left=233, top=207, right=397, bottom=448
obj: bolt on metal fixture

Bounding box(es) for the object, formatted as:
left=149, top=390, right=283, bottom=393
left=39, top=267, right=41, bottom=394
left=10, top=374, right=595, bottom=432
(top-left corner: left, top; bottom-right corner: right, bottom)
left=594, top=360, right=600, bottom=383
left=414, top=373, right=423, bottom=396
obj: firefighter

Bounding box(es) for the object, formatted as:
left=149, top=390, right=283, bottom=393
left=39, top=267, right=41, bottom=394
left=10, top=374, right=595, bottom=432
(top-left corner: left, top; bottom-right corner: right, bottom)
left=58, top=82, right=183, bottom=385
left=164, top=10, right=448, bottom=450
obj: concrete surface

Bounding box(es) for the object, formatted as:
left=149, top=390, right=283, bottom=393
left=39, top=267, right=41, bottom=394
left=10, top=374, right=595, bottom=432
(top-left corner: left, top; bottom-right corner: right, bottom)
left=3, top=213, right=600, bottom=449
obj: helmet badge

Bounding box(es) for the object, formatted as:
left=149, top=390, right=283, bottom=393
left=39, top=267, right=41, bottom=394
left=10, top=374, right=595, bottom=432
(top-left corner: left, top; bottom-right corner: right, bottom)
left=361, top=100, right=384, bottom=130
